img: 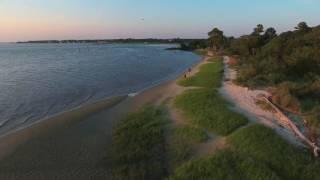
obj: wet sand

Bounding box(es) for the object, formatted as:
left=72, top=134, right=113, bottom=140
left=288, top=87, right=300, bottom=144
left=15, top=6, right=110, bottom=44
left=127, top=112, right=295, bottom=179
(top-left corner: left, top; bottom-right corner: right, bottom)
left=0, top=96, right=129, bottom=179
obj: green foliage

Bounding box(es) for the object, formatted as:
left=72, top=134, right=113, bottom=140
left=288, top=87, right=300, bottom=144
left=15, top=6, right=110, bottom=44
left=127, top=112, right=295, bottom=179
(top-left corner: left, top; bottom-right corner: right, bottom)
left=228, top=124, right=320, bottom=180
left=167, top=125, right=208, bottom=169
left=178, top=59, right=224, bottom=88
left=295, top=22, right=311, bottom=32
left=179, top=40, right=208, bottom=51
left=171, top=124, right=320, bottom=180
left=176, top=58, right=247, bottom=135
left=252, top=24, right=265, bottom=36
left=170, top=150, right=281, bottom=180
left=208, top=28, right=228, bottom=50
left=111, top=106, right=168, bottom=180
left=174, top=125, right=209, bottom=143
left=271, top=82, right=301, bottom=112
left=231, top=23, right=320, bottom=128
left=306, top=106, right=320, bottom=129
left=175, top=88, right=248, bottom=135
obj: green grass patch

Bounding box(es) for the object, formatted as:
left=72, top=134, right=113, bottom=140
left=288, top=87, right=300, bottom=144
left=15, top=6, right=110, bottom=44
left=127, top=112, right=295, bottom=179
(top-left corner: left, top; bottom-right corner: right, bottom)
left=175, top=88, right=248, bottom=135
left=170, top=150, right=281, bottom=180
left=111, top=106, right=168, bottom=180
left=174, top=125, right=209, bottom=143
left=228, top=124, right=320, bottom=180
left=170, top=124, right=320, bottom=180
left=178, top=59, right=224, bottom=88
left=167, top=125, right=208, bottom=171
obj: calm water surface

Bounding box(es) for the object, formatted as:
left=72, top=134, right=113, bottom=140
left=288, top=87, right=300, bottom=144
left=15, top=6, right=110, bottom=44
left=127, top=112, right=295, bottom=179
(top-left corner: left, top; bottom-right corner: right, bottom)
left=0, top=43, right=199, bottom=136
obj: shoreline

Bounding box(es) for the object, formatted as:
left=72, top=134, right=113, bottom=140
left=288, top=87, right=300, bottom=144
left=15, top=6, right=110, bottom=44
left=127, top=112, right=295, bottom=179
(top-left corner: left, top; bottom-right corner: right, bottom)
left=0, top=55, right=205, bottom=179
left=0, top=49, right=199, bottom=138
left=0, top=95, right=128, bottom=160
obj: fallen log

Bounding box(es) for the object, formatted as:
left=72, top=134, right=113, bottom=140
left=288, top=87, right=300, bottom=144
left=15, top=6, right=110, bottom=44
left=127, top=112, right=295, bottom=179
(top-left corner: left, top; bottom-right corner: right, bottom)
left=258, top=95, right=320, bottom=157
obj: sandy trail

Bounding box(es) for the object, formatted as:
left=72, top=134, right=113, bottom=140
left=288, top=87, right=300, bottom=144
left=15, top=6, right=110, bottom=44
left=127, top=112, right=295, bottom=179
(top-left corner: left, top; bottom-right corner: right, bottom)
left=219, top=56, right=303, bottom=146
left=195, top=136, right=227, bottom=157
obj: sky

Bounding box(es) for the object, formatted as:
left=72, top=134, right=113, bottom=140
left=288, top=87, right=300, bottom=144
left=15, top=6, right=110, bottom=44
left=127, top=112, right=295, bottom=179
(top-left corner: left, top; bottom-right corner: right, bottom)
left=0, top=0, right=320, bottom=42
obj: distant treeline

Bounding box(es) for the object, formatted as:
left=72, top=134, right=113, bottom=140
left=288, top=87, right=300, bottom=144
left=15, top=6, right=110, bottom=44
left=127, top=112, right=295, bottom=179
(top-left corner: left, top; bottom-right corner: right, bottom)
left=16, top=38, right=205, bottom=44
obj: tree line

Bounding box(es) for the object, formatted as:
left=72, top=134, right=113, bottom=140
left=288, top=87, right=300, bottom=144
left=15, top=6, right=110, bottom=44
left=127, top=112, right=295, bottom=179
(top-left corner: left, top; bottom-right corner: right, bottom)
left=182, top=22, right=320, bottom=140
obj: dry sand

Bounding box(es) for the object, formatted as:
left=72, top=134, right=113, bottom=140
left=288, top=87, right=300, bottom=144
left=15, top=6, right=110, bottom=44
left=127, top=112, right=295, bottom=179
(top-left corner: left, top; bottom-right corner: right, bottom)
left=219, top=56, right=303, bottom=146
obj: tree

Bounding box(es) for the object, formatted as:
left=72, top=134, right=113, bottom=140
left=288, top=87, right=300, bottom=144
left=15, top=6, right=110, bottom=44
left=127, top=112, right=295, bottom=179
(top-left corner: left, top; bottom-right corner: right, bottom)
left=252, top=24, right=264, bottom=36
left=208, top=28, right=225, bottom=51
left=263, top=27, right=277, bottom=43
left=295, top=22, right=311, bottom=32
left=264, top=27, right=277, bottom=38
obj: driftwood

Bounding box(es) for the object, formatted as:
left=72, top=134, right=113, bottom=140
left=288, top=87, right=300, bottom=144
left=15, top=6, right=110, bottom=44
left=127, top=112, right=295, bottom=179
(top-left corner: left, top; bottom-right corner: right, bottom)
left=258, top=95, right=320, bottom=157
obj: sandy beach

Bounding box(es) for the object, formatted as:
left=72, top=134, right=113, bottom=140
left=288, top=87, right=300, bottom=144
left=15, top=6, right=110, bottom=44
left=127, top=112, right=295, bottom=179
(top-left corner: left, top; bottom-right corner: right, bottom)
left=0, top=56, right=204, bottom=180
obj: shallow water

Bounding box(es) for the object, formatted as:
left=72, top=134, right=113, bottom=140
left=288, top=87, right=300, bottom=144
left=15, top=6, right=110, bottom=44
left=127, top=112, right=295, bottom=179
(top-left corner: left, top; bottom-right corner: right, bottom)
left=0, top=43, right=199, bottom=136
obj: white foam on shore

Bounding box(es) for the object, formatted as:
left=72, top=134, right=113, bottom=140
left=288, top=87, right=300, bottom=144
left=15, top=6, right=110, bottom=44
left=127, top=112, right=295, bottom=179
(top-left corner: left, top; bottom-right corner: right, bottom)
left=128, top=92, right=139, bottom=97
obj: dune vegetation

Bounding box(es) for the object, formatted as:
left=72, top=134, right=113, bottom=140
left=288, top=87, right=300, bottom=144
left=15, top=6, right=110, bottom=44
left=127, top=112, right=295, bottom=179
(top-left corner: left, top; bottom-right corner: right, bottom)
left=170, top=124, right=320, bottom=180
left=111, top=22, right=320, bottom=180
left=178, top=59, right=223, bottom=88
left=111, top=106, right=168, bottom=180
left=182, top=22, right=320, bottom=137
left=175, top=88, right=248, bottom=135
left=176, top=59, right=248, bottom=135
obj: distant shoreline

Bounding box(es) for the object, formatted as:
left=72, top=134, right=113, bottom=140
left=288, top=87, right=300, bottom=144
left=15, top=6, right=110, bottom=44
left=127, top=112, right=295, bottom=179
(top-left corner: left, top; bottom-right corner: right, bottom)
left=16, top=38, right=205, bottom=44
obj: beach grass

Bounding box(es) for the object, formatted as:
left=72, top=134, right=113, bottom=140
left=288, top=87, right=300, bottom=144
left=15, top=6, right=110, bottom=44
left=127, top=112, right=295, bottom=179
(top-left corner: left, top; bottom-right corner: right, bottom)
left=170, top=150, right=281, bottom=180
left=167, top=125, right=209, bottom=170
left=228, top=124, right=320, bottom=180
left=111, top=106, right=168, bottom=180
left=174, top=88, right=248, bottom=135
left=170, top=124, right=320, bottom=180
left=174, top=125, right=209, bottom=143
left=177, top=58, right=223, bottom=88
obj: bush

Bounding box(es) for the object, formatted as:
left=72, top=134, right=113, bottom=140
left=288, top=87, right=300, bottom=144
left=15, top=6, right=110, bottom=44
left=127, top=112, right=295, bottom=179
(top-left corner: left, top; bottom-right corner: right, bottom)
left=271, top=82, right=301, bottom=112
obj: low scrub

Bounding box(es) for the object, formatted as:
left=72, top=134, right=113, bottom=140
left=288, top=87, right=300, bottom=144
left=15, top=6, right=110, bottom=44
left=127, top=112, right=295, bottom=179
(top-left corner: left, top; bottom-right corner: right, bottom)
left=170, top=150, right=281, bottom=180
left=175, top=88, right=248, bottom=135
left=167, top=125, right=208, bottom=170
left=111, top=106, right=168, bottom=180
left=170, top=124, right=320, bottom=180
left=174, top=125, right=209, bottom=143
left=178, top=59, right=223, bottom=88
left=228, top=124, right=320, bottom=180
